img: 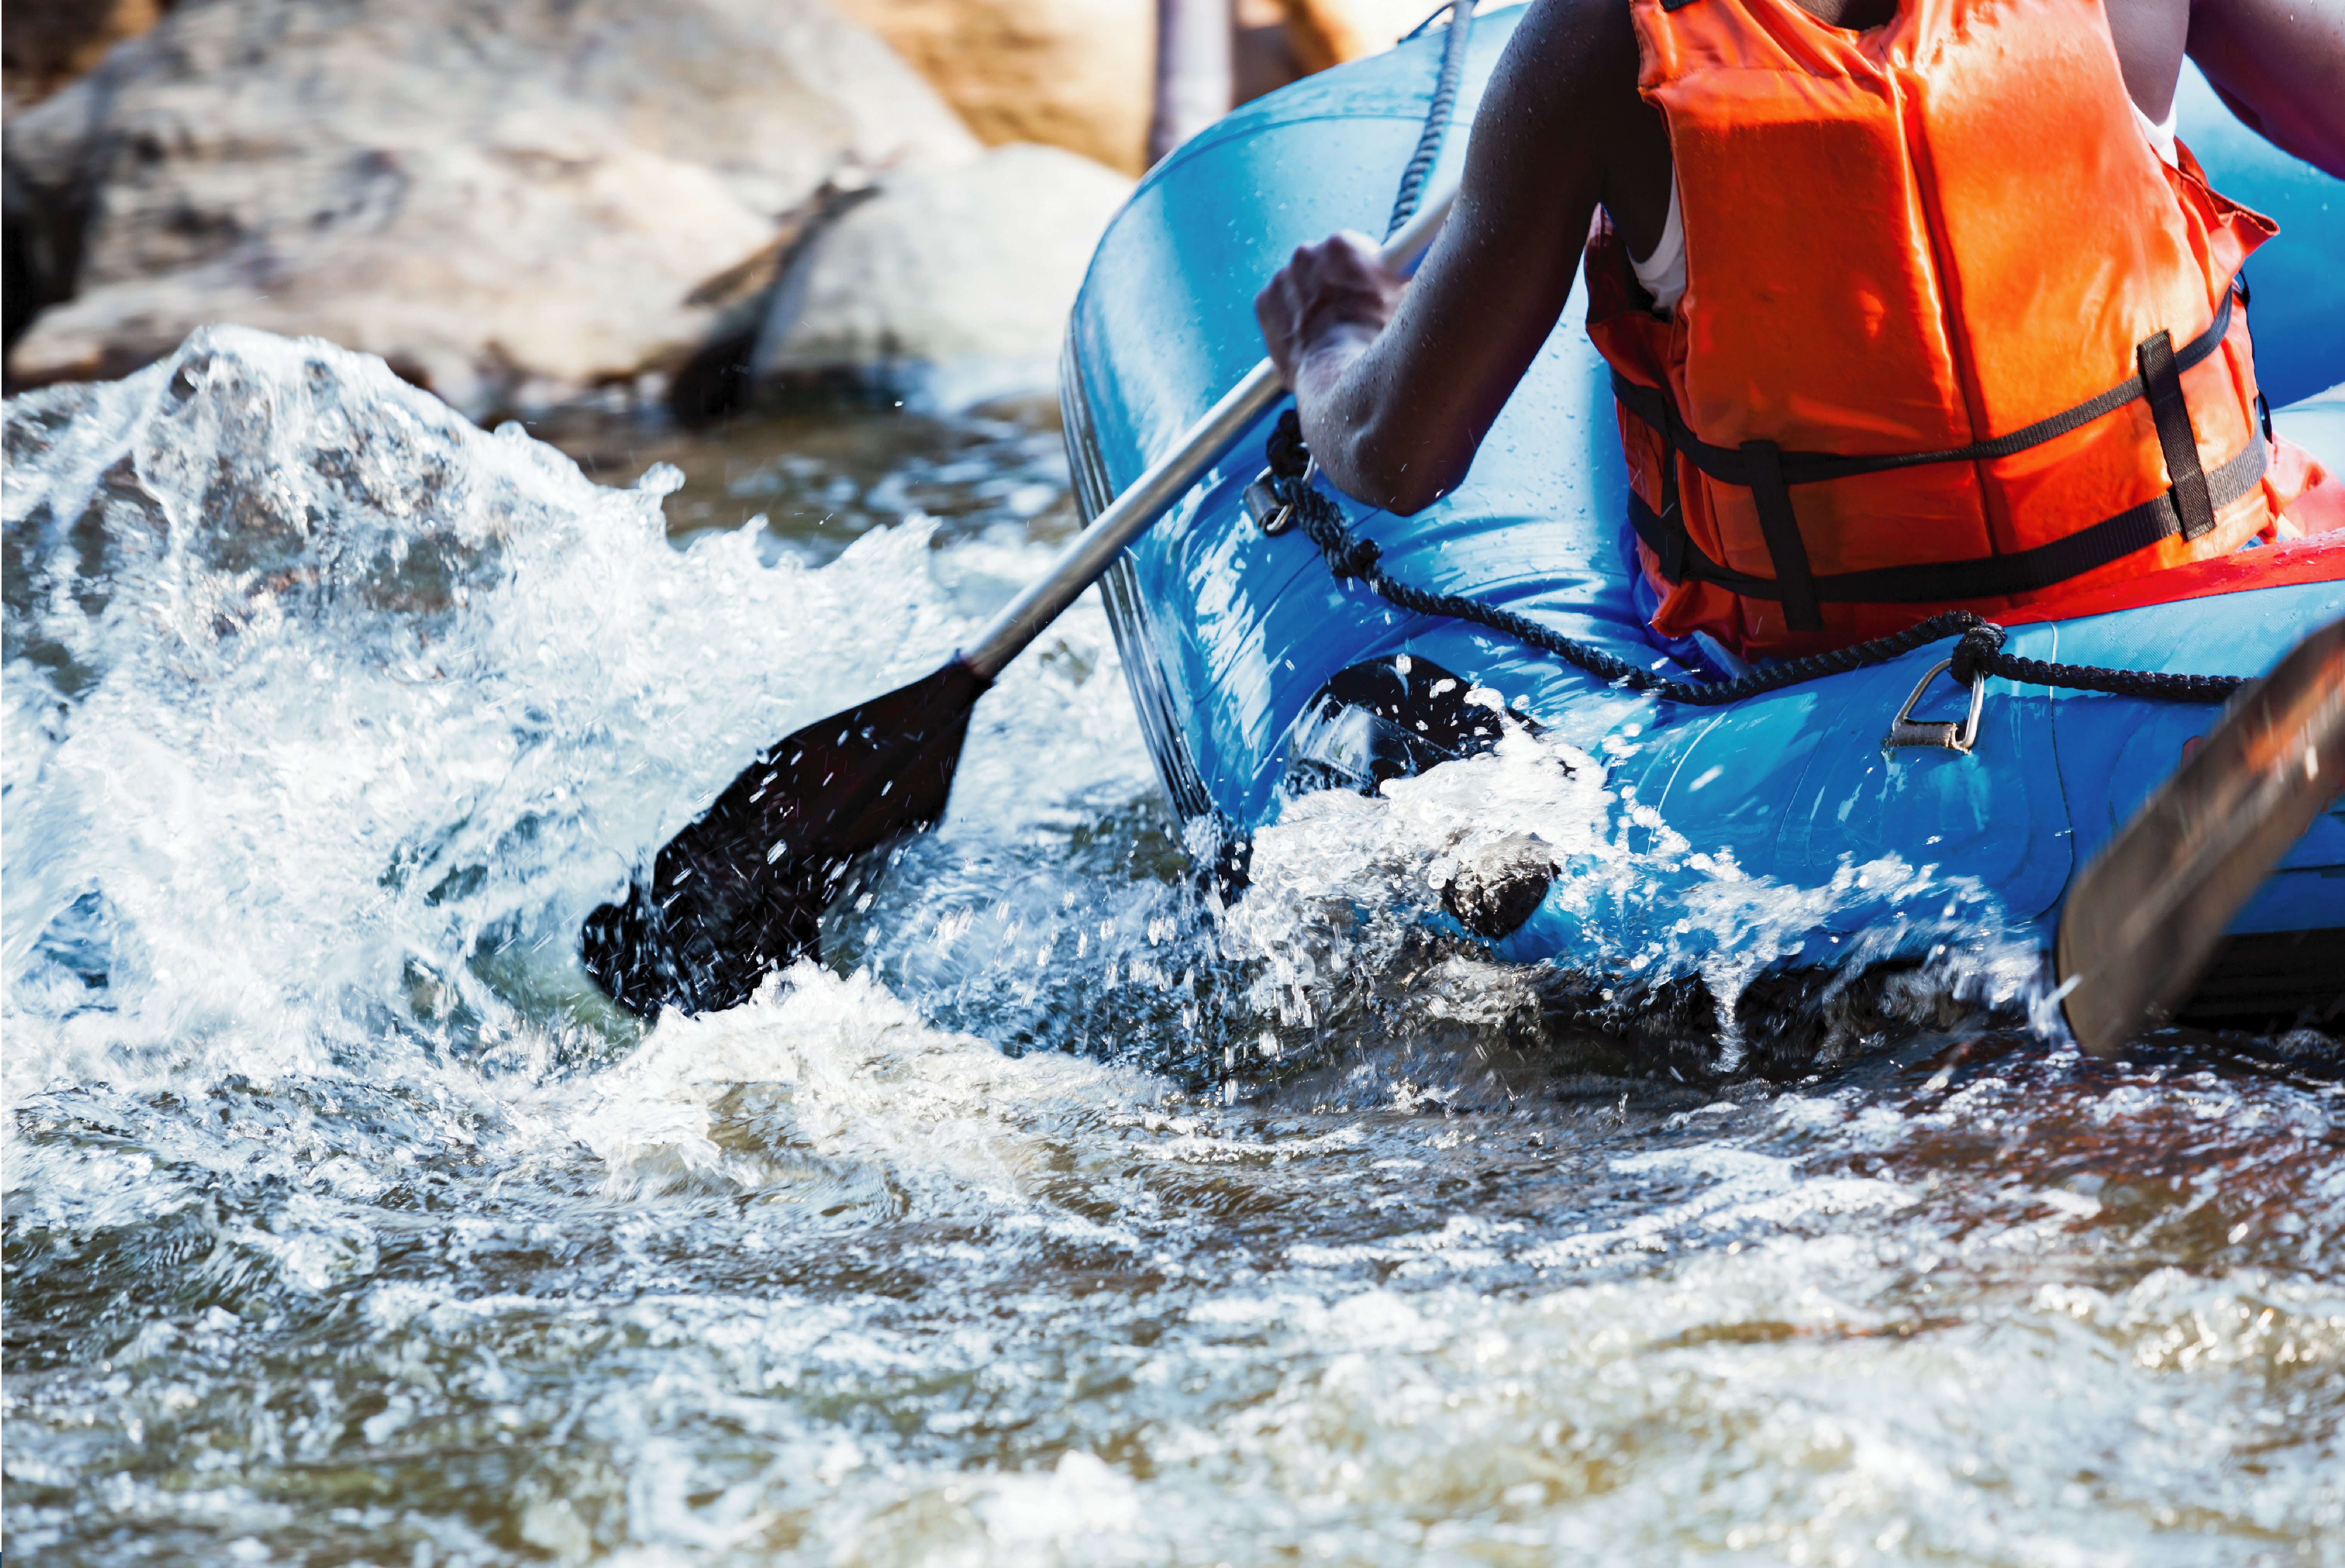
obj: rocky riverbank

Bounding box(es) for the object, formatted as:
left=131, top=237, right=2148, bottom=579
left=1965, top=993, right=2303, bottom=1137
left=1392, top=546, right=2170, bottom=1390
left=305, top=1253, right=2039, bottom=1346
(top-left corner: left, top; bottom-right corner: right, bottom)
left=1, top=0, right=1426, bottom=422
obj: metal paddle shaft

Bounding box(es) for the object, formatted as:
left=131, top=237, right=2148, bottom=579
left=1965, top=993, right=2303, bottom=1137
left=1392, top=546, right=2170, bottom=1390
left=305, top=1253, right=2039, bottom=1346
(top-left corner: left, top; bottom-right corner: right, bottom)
left=581, top=190, right=1462, bottom=1017
left=960, top=189, right=1459, bottom=681
left=2056, top=616, right=2345, bottom=1057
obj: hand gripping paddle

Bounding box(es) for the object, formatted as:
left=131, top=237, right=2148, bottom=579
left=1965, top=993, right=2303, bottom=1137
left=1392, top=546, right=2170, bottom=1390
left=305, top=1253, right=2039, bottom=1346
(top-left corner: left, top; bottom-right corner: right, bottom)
left=581, top=190, right=1462, bottom=1016
left=2055, top=615, right=2345, bottom=1057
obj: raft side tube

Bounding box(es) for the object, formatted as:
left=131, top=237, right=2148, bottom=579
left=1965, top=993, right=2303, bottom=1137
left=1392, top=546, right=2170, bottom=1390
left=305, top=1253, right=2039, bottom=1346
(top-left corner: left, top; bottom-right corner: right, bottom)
left=1063, top=12, right=2345, bottom=1020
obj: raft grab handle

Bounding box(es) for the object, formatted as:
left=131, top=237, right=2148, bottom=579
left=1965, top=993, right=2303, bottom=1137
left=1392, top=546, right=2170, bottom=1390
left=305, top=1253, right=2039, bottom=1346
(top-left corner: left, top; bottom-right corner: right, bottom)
left=1884, top=659, right=1987, bottom=754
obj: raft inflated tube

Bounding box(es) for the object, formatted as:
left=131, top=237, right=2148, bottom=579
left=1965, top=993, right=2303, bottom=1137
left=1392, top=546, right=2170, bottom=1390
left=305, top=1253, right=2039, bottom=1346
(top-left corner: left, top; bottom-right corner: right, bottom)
left=1059, top=11, right=2345, bottom=1030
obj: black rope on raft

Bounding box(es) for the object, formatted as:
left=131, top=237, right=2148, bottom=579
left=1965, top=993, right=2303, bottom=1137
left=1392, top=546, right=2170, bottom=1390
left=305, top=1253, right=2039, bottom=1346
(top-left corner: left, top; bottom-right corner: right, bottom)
left=1385, top=0, right=1477, bottom=239
left=1262, top=412, right=2247, bottom=706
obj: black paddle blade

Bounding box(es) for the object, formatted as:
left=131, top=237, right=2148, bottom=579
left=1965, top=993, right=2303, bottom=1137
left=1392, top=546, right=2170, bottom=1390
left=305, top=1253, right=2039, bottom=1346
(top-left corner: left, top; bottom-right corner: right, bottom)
left=581, top=658, right=987, bottom=1017
left=2056, top=616, right=2345, bottom=1057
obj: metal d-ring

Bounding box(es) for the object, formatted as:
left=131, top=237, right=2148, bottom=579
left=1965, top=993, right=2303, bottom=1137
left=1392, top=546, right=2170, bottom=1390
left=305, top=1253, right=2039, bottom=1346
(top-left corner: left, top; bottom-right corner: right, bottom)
left=1240, top=456, right=1316, bottom=536
left=1884, top=658, right=1987, bottom=754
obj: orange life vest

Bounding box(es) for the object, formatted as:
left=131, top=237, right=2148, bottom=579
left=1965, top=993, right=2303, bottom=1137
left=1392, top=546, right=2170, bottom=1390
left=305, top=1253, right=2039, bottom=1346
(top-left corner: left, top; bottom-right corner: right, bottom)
left=1586, top=0, right=2313, bottom=659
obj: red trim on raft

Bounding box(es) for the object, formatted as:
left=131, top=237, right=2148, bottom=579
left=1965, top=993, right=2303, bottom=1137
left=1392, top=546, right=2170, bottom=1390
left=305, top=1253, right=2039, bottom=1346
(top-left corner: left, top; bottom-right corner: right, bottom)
left=1994, top=533, right=2345, bottom=627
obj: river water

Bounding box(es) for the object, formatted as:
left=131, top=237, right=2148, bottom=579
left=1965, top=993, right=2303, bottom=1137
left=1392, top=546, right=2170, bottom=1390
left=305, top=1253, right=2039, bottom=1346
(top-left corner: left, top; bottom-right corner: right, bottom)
left=6, top=327, right=2342, bottom=1566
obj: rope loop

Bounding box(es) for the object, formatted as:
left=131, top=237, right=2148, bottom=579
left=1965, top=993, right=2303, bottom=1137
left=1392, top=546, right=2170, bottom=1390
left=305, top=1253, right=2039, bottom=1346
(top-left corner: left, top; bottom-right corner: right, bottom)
left=1331, top=535, right=1384, bottom=579
left=1266, top=409, right=1312, bottom=480
left=1949, top=622, right=2008, bottom=688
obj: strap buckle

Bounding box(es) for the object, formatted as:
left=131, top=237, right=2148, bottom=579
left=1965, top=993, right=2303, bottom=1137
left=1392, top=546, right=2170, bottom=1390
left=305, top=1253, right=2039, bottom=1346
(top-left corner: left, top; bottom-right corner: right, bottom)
left=1884, top=659, right=1986, bottom=754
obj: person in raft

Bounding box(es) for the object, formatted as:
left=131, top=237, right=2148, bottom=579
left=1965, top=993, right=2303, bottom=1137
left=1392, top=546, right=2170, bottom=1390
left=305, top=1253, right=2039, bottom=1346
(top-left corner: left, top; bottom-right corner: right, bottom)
left=1254, top=0, right=2345, bottom=662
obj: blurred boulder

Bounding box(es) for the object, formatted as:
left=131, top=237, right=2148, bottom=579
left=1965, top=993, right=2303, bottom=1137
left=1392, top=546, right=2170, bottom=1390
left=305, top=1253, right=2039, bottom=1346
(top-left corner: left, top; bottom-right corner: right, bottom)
left=1280, top=0, right=1428, bottom=73
left=2, top=0, right=170, bottom=115
left=825, top=0, right=1156, bottom=176
left=3, top=0, right=980, bottom=415
left=750, top=144, right=1133, bottom=411
left=1234, top=0, right=1307, bottom=107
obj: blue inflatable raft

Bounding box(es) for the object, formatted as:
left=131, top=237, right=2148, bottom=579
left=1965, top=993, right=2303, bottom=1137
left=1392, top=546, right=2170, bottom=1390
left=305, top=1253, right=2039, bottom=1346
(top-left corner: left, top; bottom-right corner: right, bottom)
left=1060, top=8, right=2345, bottom=1031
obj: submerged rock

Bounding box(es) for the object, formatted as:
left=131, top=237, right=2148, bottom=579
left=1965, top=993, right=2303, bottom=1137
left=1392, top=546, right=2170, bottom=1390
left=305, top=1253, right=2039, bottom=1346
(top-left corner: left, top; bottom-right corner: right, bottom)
left=1441, top=832, right=1562, bottom=941
left=749, top=143, right=1133, bottom=412
left=3, top=0, right=979, bottom=416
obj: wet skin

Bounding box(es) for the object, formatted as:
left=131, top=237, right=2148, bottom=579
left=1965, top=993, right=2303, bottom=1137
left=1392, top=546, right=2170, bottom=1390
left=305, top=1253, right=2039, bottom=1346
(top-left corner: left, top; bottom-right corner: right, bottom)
left=1254, top=0, right=2345, bottom=516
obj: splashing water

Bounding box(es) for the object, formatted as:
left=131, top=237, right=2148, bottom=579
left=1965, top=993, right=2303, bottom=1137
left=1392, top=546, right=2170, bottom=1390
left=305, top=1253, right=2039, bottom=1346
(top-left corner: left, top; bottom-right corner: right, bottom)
left=7, top=329, right=2342, bottom=1566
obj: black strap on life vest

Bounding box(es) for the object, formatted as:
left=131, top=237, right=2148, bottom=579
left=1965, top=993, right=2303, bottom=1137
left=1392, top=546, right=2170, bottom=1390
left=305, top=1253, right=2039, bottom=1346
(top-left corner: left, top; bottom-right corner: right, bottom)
left=1617, top=283, right=2262, bottom=610
left=1740, top=439, right=1824, bottom=630
left=2139, top=329, right=2220, bottom=542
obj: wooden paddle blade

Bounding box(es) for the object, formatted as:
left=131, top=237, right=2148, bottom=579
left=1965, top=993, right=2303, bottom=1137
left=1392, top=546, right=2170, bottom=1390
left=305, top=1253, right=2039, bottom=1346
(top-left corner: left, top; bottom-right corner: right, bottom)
left=581, top=658, right=987, bottom=1017
left=2056, top=617, right=2345, bottom=1057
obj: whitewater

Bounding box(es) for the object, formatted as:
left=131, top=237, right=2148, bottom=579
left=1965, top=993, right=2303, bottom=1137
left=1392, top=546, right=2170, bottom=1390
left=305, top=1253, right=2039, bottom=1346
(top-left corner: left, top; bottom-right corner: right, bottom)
left=5, top=327, right=2340, bottom=1566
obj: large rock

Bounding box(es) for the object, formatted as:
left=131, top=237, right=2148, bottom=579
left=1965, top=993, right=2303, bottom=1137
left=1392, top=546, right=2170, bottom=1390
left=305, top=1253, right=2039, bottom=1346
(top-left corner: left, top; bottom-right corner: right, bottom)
left=3, top=0, right=980, bottom=415
left=750, top=143, right=1133, bottom=410
left=824, top=0, right=1156, bottom=176
left=2, top=0, right=170, bottom=115
left=1234, top=0, right=1308, bottom=107
left=1281, top=0, right=1430, bottom=73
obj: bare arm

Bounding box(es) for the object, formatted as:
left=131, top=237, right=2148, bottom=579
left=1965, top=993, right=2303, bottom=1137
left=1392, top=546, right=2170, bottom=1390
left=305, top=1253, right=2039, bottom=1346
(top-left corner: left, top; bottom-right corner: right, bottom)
left=1253, top=0, right=2343, bottom=516
left=2187, top=0, right=2345, bottom=176
left=1252, top=0, right=1664, bottom=514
